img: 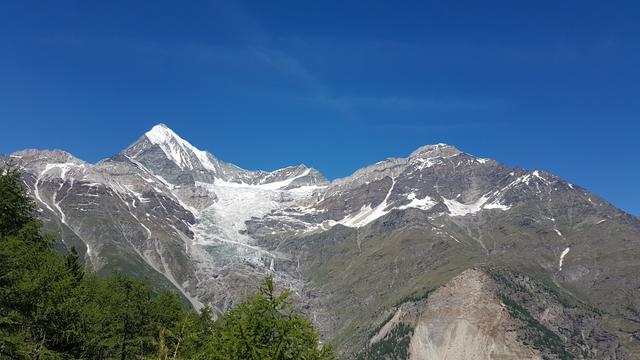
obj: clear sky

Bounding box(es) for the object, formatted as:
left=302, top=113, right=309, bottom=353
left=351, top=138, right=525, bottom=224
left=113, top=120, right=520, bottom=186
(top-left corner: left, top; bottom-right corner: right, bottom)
left=0, top=1, right=638, bottom=215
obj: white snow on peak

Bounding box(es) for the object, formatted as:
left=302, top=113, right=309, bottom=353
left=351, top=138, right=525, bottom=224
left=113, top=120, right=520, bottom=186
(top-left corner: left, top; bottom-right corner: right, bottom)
left=559, top=247, right=570, bottom=271
left=407, top=144, right=465, bottom=170
left=407, top=144, right=494, bottom=169
left=145, top=124, right=217, bottom=171
left=145, top=124, right=176, bottom=143
left=532, top=170, right=549, bottom=184
left=409, top=143, right=458, bottom=156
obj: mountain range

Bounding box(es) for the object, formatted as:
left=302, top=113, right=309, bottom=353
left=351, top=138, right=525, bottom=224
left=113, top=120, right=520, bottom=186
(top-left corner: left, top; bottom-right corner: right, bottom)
left=3, top=124, right=639, bottom=359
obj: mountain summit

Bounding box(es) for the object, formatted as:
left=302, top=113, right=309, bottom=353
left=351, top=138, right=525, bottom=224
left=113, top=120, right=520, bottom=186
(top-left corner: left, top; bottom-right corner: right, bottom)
left=123, top=124, right=326, bottom=189
left=4, top=124, right=640, bottom=358
left=135, top=123, right=219, bottom=171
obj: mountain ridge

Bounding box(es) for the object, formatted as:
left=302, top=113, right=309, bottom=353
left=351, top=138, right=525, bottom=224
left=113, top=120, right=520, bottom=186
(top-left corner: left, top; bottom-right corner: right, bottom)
left=3, top=123, right=640, bottom=358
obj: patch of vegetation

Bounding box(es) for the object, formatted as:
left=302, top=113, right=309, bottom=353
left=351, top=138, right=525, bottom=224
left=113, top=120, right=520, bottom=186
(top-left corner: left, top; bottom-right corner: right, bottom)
left=356, top=322, right=414, bottom=360
left=499, top=294, right=572, bottom=360
left=485, top=267, right=574, bottom=359
left=393, top=288, right=432, bottom=308
left=367, top=311, right=397, bottom=339
left=486, top=264, right=580, bottom=310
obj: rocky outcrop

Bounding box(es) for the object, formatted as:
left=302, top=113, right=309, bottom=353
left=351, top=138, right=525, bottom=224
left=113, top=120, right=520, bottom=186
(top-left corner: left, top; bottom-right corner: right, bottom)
left=408, top=269, right=542, bottom=360
left=357, top=268, right=630, bottom=359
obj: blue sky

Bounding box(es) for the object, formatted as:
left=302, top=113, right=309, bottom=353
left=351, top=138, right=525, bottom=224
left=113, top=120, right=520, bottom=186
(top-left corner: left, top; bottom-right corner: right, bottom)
left=0, top=1, right=638, bottom=215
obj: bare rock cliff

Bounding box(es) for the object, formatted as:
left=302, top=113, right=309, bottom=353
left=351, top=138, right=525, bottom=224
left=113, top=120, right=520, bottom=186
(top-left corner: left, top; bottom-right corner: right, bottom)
left=409, top=268, right=542, bottom=360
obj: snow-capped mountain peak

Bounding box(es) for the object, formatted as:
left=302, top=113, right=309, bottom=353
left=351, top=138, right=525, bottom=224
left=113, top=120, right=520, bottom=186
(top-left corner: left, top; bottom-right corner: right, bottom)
left=143, top=123, right=217, bottom=171
left=408, top=143, right=461, bottom=159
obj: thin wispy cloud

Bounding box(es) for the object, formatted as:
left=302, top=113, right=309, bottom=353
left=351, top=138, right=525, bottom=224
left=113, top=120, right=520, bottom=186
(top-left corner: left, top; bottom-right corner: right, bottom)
left=326, top=95, right=508, bottom=112
left=41, top=0, right=510, bottom=130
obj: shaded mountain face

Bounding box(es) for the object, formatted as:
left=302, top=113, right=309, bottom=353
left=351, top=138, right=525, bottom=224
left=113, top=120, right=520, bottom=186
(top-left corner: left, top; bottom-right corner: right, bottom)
left=5, top=124, right=640, bottom=358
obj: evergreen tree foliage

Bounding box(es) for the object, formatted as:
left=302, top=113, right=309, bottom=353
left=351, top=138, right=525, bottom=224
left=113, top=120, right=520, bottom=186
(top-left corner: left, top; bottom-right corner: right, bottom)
left=0, top=164, right=36, bottom=238
left=207, top=276, right=337, bottom=360
left=65, top=247, right=84, bottom=285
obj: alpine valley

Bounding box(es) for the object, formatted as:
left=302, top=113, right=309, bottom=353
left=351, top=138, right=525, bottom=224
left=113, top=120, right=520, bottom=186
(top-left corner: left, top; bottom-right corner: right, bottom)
left=3, top=124, right=640, bottom=359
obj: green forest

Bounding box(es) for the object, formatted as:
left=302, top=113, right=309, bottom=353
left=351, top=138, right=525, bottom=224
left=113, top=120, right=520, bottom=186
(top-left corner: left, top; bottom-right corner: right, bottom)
left=0, top=165, right=337, bottom=360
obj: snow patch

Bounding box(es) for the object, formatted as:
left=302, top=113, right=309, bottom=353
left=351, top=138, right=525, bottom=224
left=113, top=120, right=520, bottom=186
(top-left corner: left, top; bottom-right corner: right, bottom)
left=443, top=194, right=511, bottom=216
left=443, top=196, right=488, bottom=216
left=338, top=179, right=395, bottom=228
left=559, top=247, right=570, bottom=271
left=211, top=168, right=313, bottom=191
left=34, top=168, right=55, bottom=214
left=483, top=201, right=511, bottom=210
left=43, top=162, right=83, bottom=181
left=397, top=192, right=437, bottom=211
left=411, top=157, right=441, bottom=169
left=256, top=168, right=312, bottom=190
left=122, top=184, right=149, bottom=203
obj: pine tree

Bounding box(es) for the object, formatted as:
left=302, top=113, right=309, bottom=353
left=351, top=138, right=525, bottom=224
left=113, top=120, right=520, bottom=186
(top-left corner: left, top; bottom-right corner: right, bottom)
left=65, top=247, right=84, bottom=284
left=209, top=276, right=337, bottom=360
left=0, top=163, right=80, bottom=358
left=0, top=163, right=36, bottom=238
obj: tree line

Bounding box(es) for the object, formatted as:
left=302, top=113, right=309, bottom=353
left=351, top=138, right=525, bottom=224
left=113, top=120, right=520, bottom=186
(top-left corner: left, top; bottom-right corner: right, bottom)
left=0, top=164, right=337, bottom=359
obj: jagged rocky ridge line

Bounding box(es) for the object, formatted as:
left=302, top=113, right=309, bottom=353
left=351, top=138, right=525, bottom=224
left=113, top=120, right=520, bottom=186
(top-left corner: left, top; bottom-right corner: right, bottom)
left=4, top=123, right=640, bottom=358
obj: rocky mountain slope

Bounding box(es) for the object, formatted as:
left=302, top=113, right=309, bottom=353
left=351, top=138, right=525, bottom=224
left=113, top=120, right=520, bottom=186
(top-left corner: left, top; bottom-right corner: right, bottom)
left=357, top=267, right=627, bottom=359
left=4, top=124, right=640, bottom=358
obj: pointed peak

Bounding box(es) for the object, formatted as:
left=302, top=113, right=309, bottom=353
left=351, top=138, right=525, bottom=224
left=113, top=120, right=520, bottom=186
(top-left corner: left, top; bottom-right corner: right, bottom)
left=125, top=123, right=221, bottom=171
left=145, top=123, right=183, bottom=145
left=409, top=143, right=461, bottom=159
left=288, top=164, right=310, bottom=172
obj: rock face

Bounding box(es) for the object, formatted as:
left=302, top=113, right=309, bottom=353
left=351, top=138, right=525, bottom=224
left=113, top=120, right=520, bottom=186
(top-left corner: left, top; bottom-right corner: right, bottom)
left=4, top=123, right=640, bottom=358
left=408, top=269, right=543, bottom=360
left=359, top=267, right=627, bottom=359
